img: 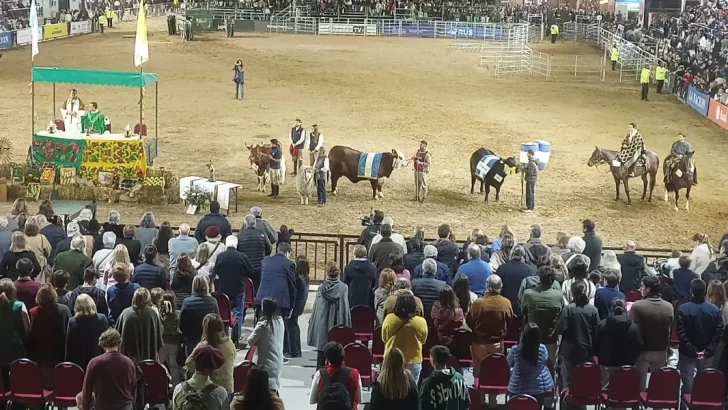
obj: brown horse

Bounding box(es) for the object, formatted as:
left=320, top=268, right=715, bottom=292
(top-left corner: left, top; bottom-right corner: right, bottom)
left=587, top=147, right=660, bottom=206
left=663, top=152, right=697, bottom=212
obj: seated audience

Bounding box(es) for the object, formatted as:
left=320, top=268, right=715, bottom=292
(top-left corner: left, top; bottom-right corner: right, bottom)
left=419, top=345, right=471, bottom=410
left=430, top=285, right=464, bottom=346
left=382, top=292, right=428, bottom=383
left=367, top=347, right=419, bottom=409
left=78, top=328, right=136, bottom=410
left=65, top=293, right=109, bottom=369
left=309, top=341, right=362, bottom=410
left=231, top=365, right=286, bottom=410
left=173, top=345, right=229, bottom=410
left=506, top=323, right=554, bottom=406
left=308, top=261, right=351, bottom=368
left=116, top=287, right=163, bottom=363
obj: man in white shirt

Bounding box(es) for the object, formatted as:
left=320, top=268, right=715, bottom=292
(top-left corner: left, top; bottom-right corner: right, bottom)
left=370, top=216, right=407, bottom=254
left=60, top=89, right=85, bottom=133
left=314, top=146, right=329, bottom=206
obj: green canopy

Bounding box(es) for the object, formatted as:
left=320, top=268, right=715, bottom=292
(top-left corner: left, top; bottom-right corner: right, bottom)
left=32, top=67, right=158, bottom=87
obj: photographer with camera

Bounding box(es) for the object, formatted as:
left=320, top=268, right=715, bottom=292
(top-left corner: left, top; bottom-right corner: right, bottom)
left=357, top=210, right=384, bottom=249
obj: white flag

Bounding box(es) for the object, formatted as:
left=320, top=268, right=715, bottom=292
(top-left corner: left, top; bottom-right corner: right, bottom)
left=29, top=0, right=39, bottom=59
left=134, top=0, right=149, bottom=67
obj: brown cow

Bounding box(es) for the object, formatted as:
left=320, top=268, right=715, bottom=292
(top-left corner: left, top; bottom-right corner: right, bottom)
left=245, top=143, right=286, bottom=190
left=328, top=145, right=408, bottom=199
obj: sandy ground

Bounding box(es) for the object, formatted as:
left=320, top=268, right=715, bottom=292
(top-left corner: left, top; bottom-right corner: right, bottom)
left=0, top=17, right=726, bottom=250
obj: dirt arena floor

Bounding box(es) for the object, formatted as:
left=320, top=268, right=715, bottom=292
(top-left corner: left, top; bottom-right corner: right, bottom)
left=1, top=17, right=726, bottom=250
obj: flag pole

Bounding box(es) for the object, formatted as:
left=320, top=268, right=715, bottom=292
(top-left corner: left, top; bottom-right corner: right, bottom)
left=139, top=64, right=143, bottom=126
left=31, top=60, right=35, bottom=136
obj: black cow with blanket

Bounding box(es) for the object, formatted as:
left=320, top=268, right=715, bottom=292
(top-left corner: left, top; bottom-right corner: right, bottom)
left=469, top=148, right=518, bottom=203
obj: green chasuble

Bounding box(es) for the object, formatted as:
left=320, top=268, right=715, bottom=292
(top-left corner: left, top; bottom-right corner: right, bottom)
left=81, top=111, right=107, bottom=134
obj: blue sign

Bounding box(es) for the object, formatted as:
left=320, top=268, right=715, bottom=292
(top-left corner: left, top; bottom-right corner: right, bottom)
left=381, top=22, right=435, bottom=37
left=686, top=85, right=710, bottom=117
left=0, top=31, right=13, bottom=50
left=380, top=22, right=504, bottom=39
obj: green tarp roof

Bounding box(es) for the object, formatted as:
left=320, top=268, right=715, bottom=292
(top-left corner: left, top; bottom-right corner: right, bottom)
left=32, top=67, right=158, bottom=87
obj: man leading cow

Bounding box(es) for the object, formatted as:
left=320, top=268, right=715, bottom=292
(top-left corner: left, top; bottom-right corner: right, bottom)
left=413, top=140, right=431, bottom=202
left=619, top=122, right=646, bottom=177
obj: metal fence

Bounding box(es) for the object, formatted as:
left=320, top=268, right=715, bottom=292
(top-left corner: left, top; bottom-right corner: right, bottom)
left=0, top=20, right=94, bottom=52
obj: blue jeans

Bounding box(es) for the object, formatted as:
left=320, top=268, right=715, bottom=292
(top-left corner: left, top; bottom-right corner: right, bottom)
left=317, top=177, right=326, bottom=204
left=406, top=362, right=422, bottom=384
left=235, top=82, right=244, bottom=99
left=526, top=181, right=535, bottom=210
left=231, top=294, right=245, bottom=344
left=679, top=353, right=716, bottom=409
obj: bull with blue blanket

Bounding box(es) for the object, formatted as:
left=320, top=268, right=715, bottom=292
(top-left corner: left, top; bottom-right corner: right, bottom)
left=469, top=148, right=518, bottom=203
left=328, top=145, right=409, bottom=199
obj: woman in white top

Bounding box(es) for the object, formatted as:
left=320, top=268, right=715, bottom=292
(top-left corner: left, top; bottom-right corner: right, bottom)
left=98, top=245, right=134, bottom=291
left=247, top=297, right=285, bottom=393
left=92, top=232, right=117, bottom=272
left=599, top=250, right=622, bottom=283
left=690, top=233, right=714, bottom=275
left=562, top=254, right=596, bottom=305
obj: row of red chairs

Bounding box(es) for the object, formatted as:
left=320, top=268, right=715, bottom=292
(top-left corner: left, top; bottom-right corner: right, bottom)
left=0, top=359, right=174, bottom=409
left=212, top=277, right=256, bottom=328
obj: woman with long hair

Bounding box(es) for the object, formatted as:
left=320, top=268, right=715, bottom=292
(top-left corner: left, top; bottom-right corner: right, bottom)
left=116, top=287, right=164, bottom=363
left=7, top=198, right=28, bottom=231
left=551, top=232, right=570, bottom=255
left=172, top=254, right=197, bottom=309
left=492, top=224, right=515, bottom=252
left=507, top=322, right=554, bottom=407
left=453, top=276, right=476, bottom=316
left=382, top=292, right=428, bottom=383
left=158, top=291, right=182, bottom=384
left=562, top=255, right=597, bottom=305
left=375, top=268, right=398, bottom=324
left=65, top=293, right=109, bottom=370
left=708, top=280, right=728, bottom=325
left=136, top=212, right=158, bottom=254
left=0, top=232, right=41, bottom=280
left=388, top=251, right=410, bottom=281
left=100, top=244, right=134, bottom=291
left=248, top=297, right=285, bottom=392
left=549, top=253, right=568, bottom=284
left=430, top=286, right=464, bottom=346
left=691, top=233, right=715, bottom=275
left=153, top=221, right=174, bottom=271
left=285, top=255, right=310, bottom=359
left=231, top=365, right=285, bottom=410
left=28, top=284, right=71, bottom=381
left=490, top=234, right=515, bottom=271
left=0, top=279, right=30, bottom=384
left=368, top=347, right=418, bottom=409
left=23, top=216, right=51, bottom=275
left=193, top=245, right=213, bottom=279
left=186, top=313, right=236, bottom=396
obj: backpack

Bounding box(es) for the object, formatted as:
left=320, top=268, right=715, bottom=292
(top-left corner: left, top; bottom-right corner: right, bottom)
left=174, top=381, right=218, bottom=410
left=317, top=367, right=352, bottom=410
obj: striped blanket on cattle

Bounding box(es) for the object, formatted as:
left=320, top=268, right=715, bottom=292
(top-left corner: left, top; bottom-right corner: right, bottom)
left=357, top=153, right=383, bottom=179
left=475, top=154, right=509, bottom=186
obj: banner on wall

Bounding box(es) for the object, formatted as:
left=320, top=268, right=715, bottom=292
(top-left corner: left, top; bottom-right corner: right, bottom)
left=70, top=20, right=91, bottom=35
left=0, top=31, right=12, bottom=49
left=708, top=99, right=728, bottom=131
left=686, top=85, right=709, bottom=116
left=318, top=23, right=377, bottom=35
left=16, top=27, right=43, bottom=45
left=43, top=23, right=68, bottom=39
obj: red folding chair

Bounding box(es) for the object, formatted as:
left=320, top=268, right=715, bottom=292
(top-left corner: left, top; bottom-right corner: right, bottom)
left=601, top=365, right=640, bottom=409
left=350, top=305, right=376, bottom=342
left=244, top=277, right=255, bottom=309
left=470, top=387, right=484, bottom=410
left=0, top=365, right=10, bottom=402
left=508, top=394, right=541, bottom=410
left=641, top=367, right=680, bottom=410
left=138, top=360, right=171, bottom=407
left=560, top=362, right=602, bottom=409
left=450, top=329, right=474, bottom=367
left=344, top=342, right=376, bottom=388
left=7, top=359, right=52, bottom=408
left=134, top=123, right=148, bottom=136
left=504, top=316, right=520, bottom=349
left=54, top=119, right=65, bottom=131
left=475, top=354, right=510, bottom=399
left=682, top=369, right=725, bottom=410
left=328, top=325, right=356, bottom=347
left=245, top=346, right=257, bottom=362
left=625, top=290, right=643, bottom=302
left=233, top=361, right=253, bottom=393
left=212, top=292, right=232, bottom=327
left=372, top=326, right=384, bottom=364
left=52, top=362, right=85, bottom=408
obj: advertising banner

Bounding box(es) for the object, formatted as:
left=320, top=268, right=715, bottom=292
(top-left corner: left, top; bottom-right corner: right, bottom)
left=319, top=23, right=376, bottom=35
left=16, top=27, right=43, bottom=45
left=43, top=23, right=68, bottom=39
left=380, top=22, right=435, bottom=37
left=70, top=20, right=91, bottom=35
left=0, top=31, right=12, bottom=50
left=686, top=85, right=709, bottom=116
left=380, top=22, right=503, bottom=39
left=441, top=23, right=504, bottom=39
left=708, top=99, right=728, bottom=131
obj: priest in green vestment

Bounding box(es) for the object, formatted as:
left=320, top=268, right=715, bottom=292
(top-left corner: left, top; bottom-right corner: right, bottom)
left=81, top=102, right=108, bottom=135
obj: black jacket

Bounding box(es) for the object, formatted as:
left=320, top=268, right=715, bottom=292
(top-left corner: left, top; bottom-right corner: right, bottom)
left=554, top=302, right=600, bottom=362
left=116, top=237, right=142, bottom=266
left=55, top=237, right=72, bottom=256
left=582, top=232, right=603, bottom=271
left=101, top=223, right=124, bottom=240
left=677, top=299, right=724, bottom=359
left=179, top=293, right=220, bottom=344
left=292, top=275, right=309, bottom=317
left=358, top=223, right=381, bottom=249
left=0, top=250, right=41, bottom=280
left=132, top=261, right=167, bottom=290
left=215, top=248, right=254, bottom=300
left=369, top=238, right=401, bottom=271
left=412, top=275, right=446, bottom=317
left=618, top=251, right=647, bottom=292
left=41, top=224, right=67, bottom=264
left=236, top=226, right=271, bottom=274
left=434, top=239, right=460, bottom=275
left=194, top=212, right=232, bottom=244
left=702, top=257, right=728, bottom=283
left=404, top=250, right=425, bottom=272
left=366, top=381, right=419, bottom=410
left=496, top=259, right=535, bottom=317
left=67, top=285, right=109, bottom=316
left=343, top=258, right=377, bottom=308
left=594, top=313, right=643, bottom=367
left=523, top=238, right=552, bottom=267
left=171, top=274, right=194, bottom=310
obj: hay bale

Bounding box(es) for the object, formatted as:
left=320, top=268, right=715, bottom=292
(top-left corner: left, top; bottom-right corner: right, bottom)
left=138, top=185, right=164, bottom=205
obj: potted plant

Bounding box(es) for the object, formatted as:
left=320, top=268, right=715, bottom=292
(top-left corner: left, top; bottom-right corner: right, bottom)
left=185, top=185, right=213, bottom=214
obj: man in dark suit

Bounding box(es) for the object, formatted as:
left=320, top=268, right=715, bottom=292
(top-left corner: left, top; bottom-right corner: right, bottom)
left=582, top=219, right=603, bottom=271
left=256, top=242, right=297, bottom=353
left=368, top=224, right=401, bottom=271
left=215, top=235, right=254, bottom=346
left=618, top=240, right=647, bottom=292
left=236, top=214, right=271, bottom=288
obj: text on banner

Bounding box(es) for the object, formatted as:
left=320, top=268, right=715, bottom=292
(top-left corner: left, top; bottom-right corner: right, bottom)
left=43, top=23, right=69, bottom=39
left=708, top=99, right=728, bottom=131
left=0, top=32, right=12, bottom=49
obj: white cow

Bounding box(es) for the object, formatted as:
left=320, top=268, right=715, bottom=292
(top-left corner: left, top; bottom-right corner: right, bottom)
left=295, top=166, right=316, bottom=205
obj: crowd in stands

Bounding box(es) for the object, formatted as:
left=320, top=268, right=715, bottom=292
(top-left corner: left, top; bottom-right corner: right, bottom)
left=4, top=199, right=728, bottom=409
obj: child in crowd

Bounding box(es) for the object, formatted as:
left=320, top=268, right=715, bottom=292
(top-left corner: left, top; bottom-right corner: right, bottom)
left=159, top=291, right=182, bottom=385
left=150, top=287, right=164, bottom=316
left=277, top=225, right=294, bottom=245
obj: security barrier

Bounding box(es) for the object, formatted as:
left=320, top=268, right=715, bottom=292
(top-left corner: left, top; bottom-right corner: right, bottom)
left=0, top=20, right=93, bottom=51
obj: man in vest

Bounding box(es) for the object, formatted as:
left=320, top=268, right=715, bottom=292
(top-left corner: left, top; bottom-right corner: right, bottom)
left=640, top=65, right=651, bottom=101
left=413, top=140, right=431, bottom=202
left=308, top=124, right=324, bottom=166
left=314, top=147, right=330, bottom=206
left=268, top=139, right=283, bottom=197
left=655, top=62, right=667, bottom=94
left=550, top=23, right=559, bottom=43
left=610, top=45, right=619, bottom=71
left=105, top=7, right=114, bottom=28
left=289, top=118, right=306, bottom=176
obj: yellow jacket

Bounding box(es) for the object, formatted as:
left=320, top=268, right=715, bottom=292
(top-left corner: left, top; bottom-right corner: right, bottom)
left=105, top=8, right=114, bottom=19
left=550, top=24, right=559, bottom=35
left=640, top=68, right=650, bottom=84
left=382, top=314, right=428, bottom=364
left=655, top=66, right=667, bottom=80
left=611, top=47, right=619, bottom=61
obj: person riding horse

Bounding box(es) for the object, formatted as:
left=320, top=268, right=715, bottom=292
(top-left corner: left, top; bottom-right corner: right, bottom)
left=619, top=123, right=645, bottom=177
left=664, top=133, right=697, bottom=185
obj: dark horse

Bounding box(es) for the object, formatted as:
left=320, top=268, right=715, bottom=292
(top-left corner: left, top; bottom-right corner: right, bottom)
left=587, top=147, right=660, bottom=206
left=663, top=152, right=697, bottom=212
left=469, top=148, right=519, bottom=203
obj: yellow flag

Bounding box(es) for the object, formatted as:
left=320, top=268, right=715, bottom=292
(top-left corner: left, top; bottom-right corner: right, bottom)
left=134, top=0, right=149, bottom=67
